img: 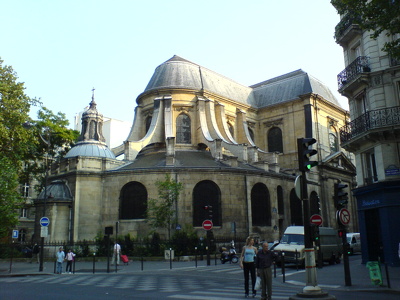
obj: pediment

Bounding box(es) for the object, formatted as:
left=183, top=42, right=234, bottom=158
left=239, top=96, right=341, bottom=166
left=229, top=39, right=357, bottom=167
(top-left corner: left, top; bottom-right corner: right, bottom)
left=320, top=152, right=356, bottom=174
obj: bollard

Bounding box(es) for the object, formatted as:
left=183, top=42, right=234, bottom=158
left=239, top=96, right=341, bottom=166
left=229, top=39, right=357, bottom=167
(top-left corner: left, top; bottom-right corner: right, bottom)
left=195, top=247, right=198, bottom=268
left=281, top=252, right=285, bottom=283
left=73, top=258, right=76, bottom=274
left=141, top=257, right=144, bottom=271
left=273, top=262, right=277, bottom=278
left=215, top=252, right=217, bottom=265
left=295, top=249, right=298, bottom=271
left=92, top=253, right=95, bottom=274
left=54, top=261, right=56, bottom=274
left=169, top=248, right=172, bottom=270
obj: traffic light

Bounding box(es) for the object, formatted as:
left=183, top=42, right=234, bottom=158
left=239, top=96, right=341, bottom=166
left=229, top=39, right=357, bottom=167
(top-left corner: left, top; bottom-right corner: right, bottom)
left=338, top=229, right=345, bottom=238
left=334, top=183, right=348, bottom=209
left=297, top=138, right=318, bottom=172
left=204, top=205, right=213, bottom=219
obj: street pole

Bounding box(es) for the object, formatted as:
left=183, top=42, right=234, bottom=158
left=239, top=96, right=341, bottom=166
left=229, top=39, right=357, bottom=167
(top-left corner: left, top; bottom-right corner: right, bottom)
left=39, top=131, right=50, bottom=272
left=340, top=227, right=352, bottom=286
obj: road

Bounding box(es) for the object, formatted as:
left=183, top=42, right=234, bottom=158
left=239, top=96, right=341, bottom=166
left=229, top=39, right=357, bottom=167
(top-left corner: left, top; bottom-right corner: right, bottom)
left=0, top=259, right=398, bottom=299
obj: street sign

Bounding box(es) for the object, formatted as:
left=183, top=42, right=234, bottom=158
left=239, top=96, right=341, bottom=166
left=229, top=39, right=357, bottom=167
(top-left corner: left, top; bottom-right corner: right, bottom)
left=12, top=230, right=18, bottom=239
left=295, top=175, right=302, bottom=199
left=40, top=217, right=50, bottom=227
left=338, top=208, right=351, bottom=225
left=310, top=214, right=323, bottom=226
left=41, top=226, right=48, bottom=238
left=202, top=219, right=213, bottom=231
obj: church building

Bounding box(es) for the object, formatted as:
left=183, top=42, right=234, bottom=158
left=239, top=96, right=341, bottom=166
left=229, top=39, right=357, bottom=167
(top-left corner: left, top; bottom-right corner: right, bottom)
left=33, top=55, right=356, bottom=243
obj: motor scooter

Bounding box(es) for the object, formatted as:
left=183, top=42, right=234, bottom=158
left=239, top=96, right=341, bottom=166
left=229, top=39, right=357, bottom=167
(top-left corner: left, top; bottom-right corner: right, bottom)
left=220, top=240, right=239, bottom=264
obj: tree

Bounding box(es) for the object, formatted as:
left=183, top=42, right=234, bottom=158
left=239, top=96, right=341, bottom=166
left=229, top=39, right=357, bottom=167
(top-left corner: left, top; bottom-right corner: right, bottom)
left=146, top=174, right=184, bottom=241
left=23, top=107, right=79, bottom=193
left=331, top=0, right=400, bottom=60
left=0, top=58, right=38, bottom=239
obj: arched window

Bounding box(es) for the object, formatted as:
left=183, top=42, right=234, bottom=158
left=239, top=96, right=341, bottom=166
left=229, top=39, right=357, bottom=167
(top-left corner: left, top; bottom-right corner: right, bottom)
left=268, top=127, right=283, bottom=153
left=329, top=132, right=338, bottom=153
left=193, top=180, right=221, bottom=226
left=277, top=186, right=284, bottom=215
left=290, top=189, right=303, bottom=225
left=228, top=123, right=234, bottom=138
left=248, top=128, right=255, bottom=143
left=120, top=182, right=147, bottom=219
left=309, top=191, right=320, bottom=216
left=176, top=114, right=191, bottom=144
left=251, top=183, right=271, bottom=226
left=145, top=116, right=152, bottom=134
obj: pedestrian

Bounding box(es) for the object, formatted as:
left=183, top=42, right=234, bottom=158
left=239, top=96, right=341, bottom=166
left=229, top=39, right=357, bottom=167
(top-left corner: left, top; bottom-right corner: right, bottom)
left=111, top=242, right=121, bottom=265
left=65, top=249, right=76, bottom=274
left=255, top=242, right=276, bottom=300
left=56, top=247, right=65, bottom=274
left=31, top=243, right=40, bottom=264
left=239, top=236, right=258, bottom=298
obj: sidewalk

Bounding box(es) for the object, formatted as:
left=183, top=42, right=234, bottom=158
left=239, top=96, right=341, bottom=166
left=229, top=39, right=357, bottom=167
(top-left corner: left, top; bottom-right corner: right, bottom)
left=271, top=256, right=400, bottom=295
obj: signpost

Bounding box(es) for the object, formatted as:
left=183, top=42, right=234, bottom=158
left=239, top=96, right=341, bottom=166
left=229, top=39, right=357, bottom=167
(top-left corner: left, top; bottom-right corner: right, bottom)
left=202, top=219, right=213, bottom=231
left=310, top=214, right=323, bottom=227
left=338, top=208, right=351, bottom=226
left=12, top=230, right=18, bottom=239
left=40, top=217, right=50, bottom=227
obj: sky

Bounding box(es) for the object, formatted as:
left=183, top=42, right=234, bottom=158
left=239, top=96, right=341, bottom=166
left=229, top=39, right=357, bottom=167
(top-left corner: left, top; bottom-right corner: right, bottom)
left=1, top=0, right=346, bottom=129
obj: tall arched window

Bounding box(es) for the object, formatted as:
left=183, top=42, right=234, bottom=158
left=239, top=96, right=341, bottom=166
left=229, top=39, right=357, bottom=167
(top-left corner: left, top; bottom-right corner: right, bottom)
left=290, top=189, right=303, bottom=225
left=228, top=123, right=234, bottom=138
left=176, top=114, right=191, bottom=144
left=193, top=180, right=221, bottom=226
left=145, top=116, right=152, bottom=134
left=248, top=128, right=255, bottom=143
left=268, top=127, right=283, bottom=153
left=329, top=131, right=338, bottom=154
left=251, top=183, right=271, bottom=226
left=277, top=186, right=284, bottom=215
left=120, top=182, right=147, bottom=219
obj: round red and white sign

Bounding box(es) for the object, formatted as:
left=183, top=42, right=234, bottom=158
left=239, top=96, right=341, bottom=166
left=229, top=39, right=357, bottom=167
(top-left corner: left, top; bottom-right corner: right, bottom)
left=338, top=208, right=351, bottom=225
left=310, top=214, right=323, bottom=226
left=202, top=219, right=213, bottom=231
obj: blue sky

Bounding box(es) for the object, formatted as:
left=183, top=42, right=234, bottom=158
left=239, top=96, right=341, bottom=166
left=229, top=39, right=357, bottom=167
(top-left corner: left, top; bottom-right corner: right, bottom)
left=1, top=0, right=345, bottom=128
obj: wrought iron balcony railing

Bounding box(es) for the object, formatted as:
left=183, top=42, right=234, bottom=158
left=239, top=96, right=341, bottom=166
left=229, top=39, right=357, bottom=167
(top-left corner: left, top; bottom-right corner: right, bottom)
left=340, top=106, right=400, bottom=143
left=334, top=14, right=362, bottom=42
left=337, top=56, right=370, bottom=90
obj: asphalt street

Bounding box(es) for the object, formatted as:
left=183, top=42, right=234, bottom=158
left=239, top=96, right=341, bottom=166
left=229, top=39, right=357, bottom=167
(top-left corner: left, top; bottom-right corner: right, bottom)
left=1, top=255, right=399, bottom=299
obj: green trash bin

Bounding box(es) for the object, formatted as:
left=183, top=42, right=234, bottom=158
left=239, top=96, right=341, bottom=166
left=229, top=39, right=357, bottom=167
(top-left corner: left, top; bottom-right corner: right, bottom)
left=366, top=261, right=383, bottom=286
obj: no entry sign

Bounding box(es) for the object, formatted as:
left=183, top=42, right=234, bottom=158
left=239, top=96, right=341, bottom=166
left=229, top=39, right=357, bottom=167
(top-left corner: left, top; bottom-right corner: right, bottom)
left=310, top=214, right=323, bottom=226
left=202, top=219, right=213, bottom=231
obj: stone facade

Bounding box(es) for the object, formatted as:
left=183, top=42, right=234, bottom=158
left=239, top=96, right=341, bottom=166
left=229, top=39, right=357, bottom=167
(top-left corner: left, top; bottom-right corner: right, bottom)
left=30, top=56, right=356, bottom=244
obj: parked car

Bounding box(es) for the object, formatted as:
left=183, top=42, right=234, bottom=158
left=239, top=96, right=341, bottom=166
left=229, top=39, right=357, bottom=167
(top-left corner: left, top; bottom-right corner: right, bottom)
left=346, top=233, right=361, bottom=255
left=273, top=226, right=341, bottom=267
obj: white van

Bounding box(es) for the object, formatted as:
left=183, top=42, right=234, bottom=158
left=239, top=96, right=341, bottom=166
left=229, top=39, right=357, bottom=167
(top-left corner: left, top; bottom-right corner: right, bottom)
left=273, top=226, right=341, bottom=266
left=346, top=233, right=361, bottom=255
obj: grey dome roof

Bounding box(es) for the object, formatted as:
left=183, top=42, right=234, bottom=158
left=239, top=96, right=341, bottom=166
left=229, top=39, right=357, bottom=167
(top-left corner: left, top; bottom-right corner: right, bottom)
left=65, top=142, right=116, bottom=159
left=250, top=69, right=341, bottom=108
left=143, top=55, right=254, bottom=106
left=37, top=180, right=73, bottom=200
left=142, top=56, right=341, bottom=109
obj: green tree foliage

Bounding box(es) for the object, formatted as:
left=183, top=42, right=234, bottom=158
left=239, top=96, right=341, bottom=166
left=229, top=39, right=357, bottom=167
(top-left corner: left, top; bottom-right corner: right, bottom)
left=0, top=58, right=37, bottom=239
left=146, top=174, right=184, bottom=240
left=331, top=0, right=400, bottom=59
left=23, top=107, right=79, bottom=192
left=0, top=157, right=22, bottom=239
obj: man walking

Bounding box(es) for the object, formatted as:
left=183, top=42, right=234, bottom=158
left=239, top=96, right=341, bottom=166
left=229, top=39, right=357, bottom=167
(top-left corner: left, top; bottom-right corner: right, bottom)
left=255, top=242, right=276, bottom=300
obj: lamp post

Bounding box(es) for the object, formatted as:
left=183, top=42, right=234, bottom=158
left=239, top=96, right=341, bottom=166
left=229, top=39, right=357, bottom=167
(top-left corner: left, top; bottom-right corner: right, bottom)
left=37, top=129, right=50, bottom=272
left=23, top=122, right=50, bottom=272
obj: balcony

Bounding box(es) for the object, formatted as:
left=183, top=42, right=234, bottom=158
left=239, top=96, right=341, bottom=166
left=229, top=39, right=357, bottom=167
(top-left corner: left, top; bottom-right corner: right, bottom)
left=340, top=106, right=400, bottom=146
left=337, top=56, right=370, bottom=90
left=334, top=14, right=362, bottom=46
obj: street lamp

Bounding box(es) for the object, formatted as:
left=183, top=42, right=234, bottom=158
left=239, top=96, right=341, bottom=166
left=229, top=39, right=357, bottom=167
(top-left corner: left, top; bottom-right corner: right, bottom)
left=23, top=122, right=50, bottom=272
